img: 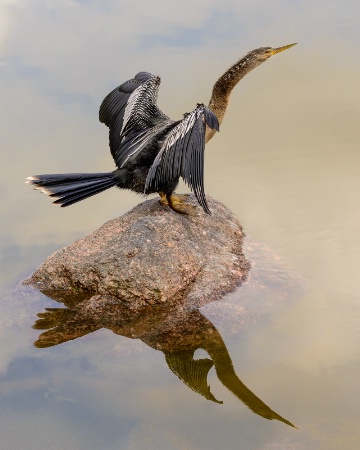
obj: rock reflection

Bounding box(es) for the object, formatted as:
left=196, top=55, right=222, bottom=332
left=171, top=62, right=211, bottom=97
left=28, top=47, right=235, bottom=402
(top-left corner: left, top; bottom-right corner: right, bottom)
left=32, top=291, right=295, bottom=428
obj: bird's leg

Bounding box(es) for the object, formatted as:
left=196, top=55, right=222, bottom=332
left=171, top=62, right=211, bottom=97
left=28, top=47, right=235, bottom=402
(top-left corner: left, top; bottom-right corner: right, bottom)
left=159, top=192, right=190, bottom=206
left=159, top=191, right=168, bottom=206
left=166, top=193, right=197, bottom=216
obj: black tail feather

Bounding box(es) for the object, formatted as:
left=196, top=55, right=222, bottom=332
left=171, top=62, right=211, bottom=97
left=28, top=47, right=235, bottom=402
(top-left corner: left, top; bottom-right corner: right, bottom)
left=53, top=179, right=116, bottom=207
left=26, top=172, right=117, bottom=207
left=47, top=178, right=114, bottom=198
left=27, top=172, right=113, bottom=186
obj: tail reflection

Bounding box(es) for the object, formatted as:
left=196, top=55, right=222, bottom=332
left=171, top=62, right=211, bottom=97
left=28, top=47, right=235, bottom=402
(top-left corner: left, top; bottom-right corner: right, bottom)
left=33, top=293, right=295, bottom=427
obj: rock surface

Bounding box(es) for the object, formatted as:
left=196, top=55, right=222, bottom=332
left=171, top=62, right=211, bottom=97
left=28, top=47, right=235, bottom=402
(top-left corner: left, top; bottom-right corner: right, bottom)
left=24, top=195, right=250, bottom=309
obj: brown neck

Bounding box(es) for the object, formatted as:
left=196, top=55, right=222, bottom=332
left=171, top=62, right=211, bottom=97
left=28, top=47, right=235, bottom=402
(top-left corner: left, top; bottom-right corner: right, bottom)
left=206, top=53, right=264, bottom=142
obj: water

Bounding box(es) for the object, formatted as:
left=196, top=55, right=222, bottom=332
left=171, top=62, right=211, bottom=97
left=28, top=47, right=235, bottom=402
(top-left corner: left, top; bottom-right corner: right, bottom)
left=1, top=2, right=360, bottom=449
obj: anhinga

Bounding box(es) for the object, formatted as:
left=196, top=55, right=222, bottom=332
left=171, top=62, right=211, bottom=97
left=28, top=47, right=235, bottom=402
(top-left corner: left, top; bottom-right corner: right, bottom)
left=27, top=43, right=296, bottom=215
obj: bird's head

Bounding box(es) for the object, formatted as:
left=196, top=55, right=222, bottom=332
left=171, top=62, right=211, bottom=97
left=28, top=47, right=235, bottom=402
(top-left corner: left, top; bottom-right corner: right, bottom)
left=245, top=43, right=297, bottom=64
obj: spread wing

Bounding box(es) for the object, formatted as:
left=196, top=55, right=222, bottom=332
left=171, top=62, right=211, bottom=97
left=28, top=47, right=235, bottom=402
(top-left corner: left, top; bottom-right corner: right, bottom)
left=145, top=104, right=219, bottom=214
left=99, top=72, right=170, bottom=168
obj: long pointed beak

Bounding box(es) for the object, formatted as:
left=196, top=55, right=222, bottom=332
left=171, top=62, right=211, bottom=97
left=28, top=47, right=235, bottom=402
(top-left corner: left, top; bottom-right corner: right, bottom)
left=270, top=43, right=297, bottom=56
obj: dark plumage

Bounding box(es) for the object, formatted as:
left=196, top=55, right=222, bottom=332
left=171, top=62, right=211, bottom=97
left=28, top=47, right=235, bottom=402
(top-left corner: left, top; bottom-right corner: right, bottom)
left=27, top=43, right=296, bottom=215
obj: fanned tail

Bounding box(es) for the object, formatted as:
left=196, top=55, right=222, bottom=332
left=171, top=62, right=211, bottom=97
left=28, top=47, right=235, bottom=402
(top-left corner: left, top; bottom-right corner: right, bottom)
left=26, top=172, right=117, bottom=207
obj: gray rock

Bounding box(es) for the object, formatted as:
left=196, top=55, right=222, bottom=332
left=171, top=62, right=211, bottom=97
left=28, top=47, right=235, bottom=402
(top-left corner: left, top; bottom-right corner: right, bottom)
left=23, top=195, right=250, bottom=309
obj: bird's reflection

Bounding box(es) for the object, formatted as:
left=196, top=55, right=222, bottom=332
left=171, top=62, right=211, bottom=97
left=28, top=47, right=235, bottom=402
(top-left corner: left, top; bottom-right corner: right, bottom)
left=33, top=291, right=295, bottom=428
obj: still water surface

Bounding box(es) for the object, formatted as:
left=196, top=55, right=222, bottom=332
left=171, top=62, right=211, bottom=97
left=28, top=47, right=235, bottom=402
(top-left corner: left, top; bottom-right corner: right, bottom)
left=1, top=2, right=360, bottom=449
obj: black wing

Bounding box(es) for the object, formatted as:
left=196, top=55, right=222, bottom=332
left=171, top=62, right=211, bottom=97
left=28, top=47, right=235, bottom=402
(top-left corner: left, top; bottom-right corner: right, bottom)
left=99, top=72, right=170, bottom=169
left=144, top=104, right=219, bottom=214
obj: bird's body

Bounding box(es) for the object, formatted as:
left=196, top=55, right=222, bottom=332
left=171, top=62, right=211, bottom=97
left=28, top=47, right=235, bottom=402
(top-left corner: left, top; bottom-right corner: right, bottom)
left=27, top=44, right=296, bottom=215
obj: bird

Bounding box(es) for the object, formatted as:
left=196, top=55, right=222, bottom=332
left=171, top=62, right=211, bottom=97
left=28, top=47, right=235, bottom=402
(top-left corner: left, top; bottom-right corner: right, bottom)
left=27, top=43, right=296, bottom=216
